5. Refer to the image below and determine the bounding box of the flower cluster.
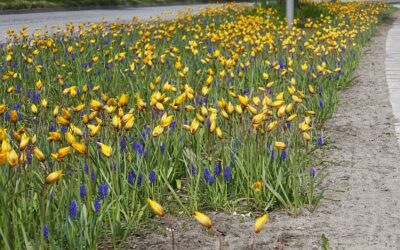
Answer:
[0,2,390,248]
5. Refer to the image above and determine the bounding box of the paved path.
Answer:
[0,4,222,42]
[386,4,400,145]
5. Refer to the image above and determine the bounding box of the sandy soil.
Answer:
[123,11,400,250]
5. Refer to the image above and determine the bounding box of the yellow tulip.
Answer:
[45,170,63,185]
[270,100,284,109]
[19,133,30,151]
[213,49,220,58]
[7,149,18,167]
[122,113,135,124]
[10,110,18,123]
[34,147,46,162]
[52,106,59,117]
[226,88,236,98]
[90,99,103,111]
[252,97,260,106]
[58,146,71,159]
[210,120,217,133]
[252,113,265,125]
[160,114,173,128]
[301,63,308,72]
[308,84,315,94]
[147,198,165,217]
[235,105,243,115]
[97,142,112,157]
[196,113,205,123]
[190,119,200,134]
[227,102,234,114]
[57,116,69,127]
[66,132,76,145]
[112,115,122,130]
[31,134,37,144]
[220,110,229,120]
[2,140,11,152]
[185,105,195,112]
[267,121,278,132]
[136,97,147,111]
[299,122,311,132]
[254,213,269,234]
[48,132,61,141]
[89,124,101,137]
[292,95,303,103]
[72,142,87,154]
[88,111,98,121]
[124,117,135,130]
[277,105,286,118]
[287,86,295,95]
[155,102,164,111]
[174,93,186,105]
[274,141,287,150]
[193,211,212,229]
[285,103,293,113]
[276,92,284,100]
[71,125,83,136]
[31,104,38,114]
[304,116,311,125]
[303,132,311,141]
[72,103,85,112]
[118,93,129,107]
[238,95,249,107]
[216,127,223,140]
[0,152,7,165]
[247,105,258,115]
[36,79,43,90]
[62,109,71,120]
[263,96,272,106]
[152,125,164,137]
[0,128,6,141]
[252,181,264,191]
[286,113,298,122]
[41,99,48,108]
[201,106,208,116]
[19,151,27,164]
[13,131,21,142]
[5,54,12,62]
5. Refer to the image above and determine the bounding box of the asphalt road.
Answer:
[0,4,221,42]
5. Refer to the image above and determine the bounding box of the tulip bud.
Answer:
[7,149,18,167]
[45,170,63,185]
[274,141,287,150]
[147,198,165,217]
[152,125,164,137]
[96,142,112,157]
[34,147,46,162]
[193,211,212,229]
[19,133,30,151]
[254,213,269,234]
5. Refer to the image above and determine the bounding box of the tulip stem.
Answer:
[40,183,47,248]
[251,232,256,250]
[162,216,175,250]
[212,227,223,250]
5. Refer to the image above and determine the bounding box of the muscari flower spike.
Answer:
[69,200,78,220]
